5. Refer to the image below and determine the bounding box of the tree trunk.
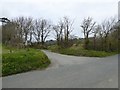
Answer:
[84,33,89,49]
[93,34,96,50]
[41,29,44,45]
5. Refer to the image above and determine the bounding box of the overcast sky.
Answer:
[1,0,119,39]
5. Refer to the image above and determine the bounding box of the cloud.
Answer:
[1,0,118,38]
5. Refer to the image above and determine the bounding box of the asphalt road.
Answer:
[2,50,118,88]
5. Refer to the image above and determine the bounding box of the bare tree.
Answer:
[92,25,100,50]
[28,20,34,44]
[81,17,96,49]
[53,17,73,47]
[53,19,64,46]
[53,25,61,45]
[63,17,73,47]
[2,21,17,45]
[14,17,25,44]
[98,26,104,51]
[33,19,41,44]
[23,17,33,45]
[101,17,116,51]
[15,17,23,38]
[40,19,51,45]
[58,20,64,46]
[14,17,33,45]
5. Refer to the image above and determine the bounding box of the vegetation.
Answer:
[1,16,119,53]
[0,15,119,76]
[0,44,2,76]
[49,16,119,56]
[53,17,74,48]
[2,47,50,76]
[81,17,96,49]
[80,17,119,52]
[48,44,117,57]
[2,17,51,48]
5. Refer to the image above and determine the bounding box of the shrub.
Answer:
[59,48,116,57]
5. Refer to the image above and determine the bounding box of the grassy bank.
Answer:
[0,44,2,76]
[48,45,117,57]
[2,47,51,76]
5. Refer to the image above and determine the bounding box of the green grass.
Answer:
[59,48,116,57]
[48,44,117,57]
[0,44,2,76]
[48,45,61,52]
[2,47,51,76]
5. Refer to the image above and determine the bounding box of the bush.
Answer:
[2,48,51,76]
[47,45,62,52]
[48,44,116,57]
[59,48,116,57]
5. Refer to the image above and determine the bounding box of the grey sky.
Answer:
[118,1,120,20]
[1,0,119,39]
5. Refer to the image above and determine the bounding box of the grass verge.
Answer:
[48,45,117,57]
[2,48,51,76]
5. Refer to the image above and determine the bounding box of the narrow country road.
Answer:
[2,50,118,88]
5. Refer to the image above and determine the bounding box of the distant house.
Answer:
[45,40,56,45]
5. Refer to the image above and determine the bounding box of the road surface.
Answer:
[2,50,118,88]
